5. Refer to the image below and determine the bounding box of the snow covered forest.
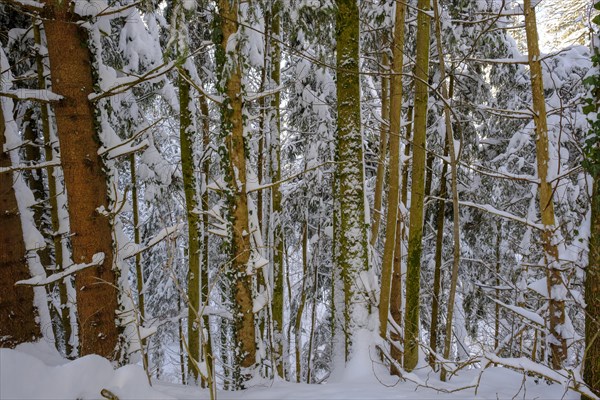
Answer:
[0,0,599,398]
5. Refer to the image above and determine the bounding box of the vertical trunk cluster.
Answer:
[42,0,120,359]
[378,0,407,352]
[171,0,212,384]
[0,84,41,348]
[403,0,431,372]
[334,0,370,361]
[523,0,567,369]
[32,22,72,357]
[216,0,256,386]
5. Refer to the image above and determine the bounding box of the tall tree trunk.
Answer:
[42,1,120,359]
[179,68,202,383]
[378,0,407,346]
[171,0,206,383]
[0,94,42,348]
[403,0,431,372]
[256,13,269,368]
[431,0,461,381]
[334,0,370,361]
[216,0,256,386]
[523,0,567,369]
[270,0,285,378]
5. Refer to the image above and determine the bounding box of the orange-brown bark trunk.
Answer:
[42,2,120,359]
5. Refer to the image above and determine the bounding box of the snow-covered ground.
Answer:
[0,341,579,400]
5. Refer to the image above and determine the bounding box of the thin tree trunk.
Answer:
[403,0,432,372]
[199,94,214,387]
[129,153,148,370]
[494,222,501,351]
[390,207,404,374]
[295,220,308,382]
[0,94,42,348]
[178,295,186,385]
[431,0,461,381]
[370,45,390,246]
[306,222,320,383]
[523,0,567,369]
[390,106,413,374]
[270,1,285,378]
[43,2,120,359]
[379,0,407,347]
[429,146,447,369]
[178,69,203,382]
[255,12,270,374]
[257,10,269,239]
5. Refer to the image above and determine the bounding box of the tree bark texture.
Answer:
[216,0,256,385]
[379,0,407,343]
[43,1,120,359]
[403,0,431,372]
[523,0,567,369]
[334,0,370,361]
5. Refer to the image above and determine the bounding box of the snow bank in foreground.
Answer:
[1,341,580,400]
[0,342,170,400]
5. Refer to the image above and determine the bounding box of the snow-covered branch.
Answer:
[89,61,175,102]
[0,89,62,103]
[122,223,185,260]
[0,160,61,174]
[431,197,546,230]
[483,353,599,400]
[15,253,105,287]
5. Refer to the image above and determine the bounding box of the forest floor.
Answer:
[0,341,580,400]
